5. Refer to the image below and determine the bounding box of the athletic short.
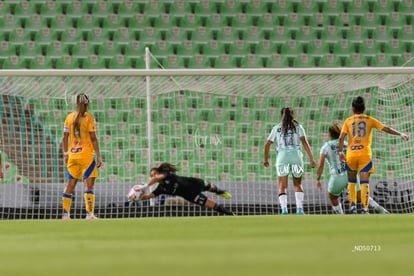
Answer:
[329,174,362,197]
[276,150,304,178]
[175,177,208,204]
[346,154,375,174]
[66,155,98,180]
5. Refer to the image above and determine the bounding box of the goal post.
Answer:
[0,67,414,219]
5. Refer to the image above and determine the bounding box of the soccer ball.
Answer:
[127,185,144,202]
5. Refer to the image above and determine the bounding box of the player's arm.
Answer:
[140,193,156,201]
[62,131,69,164]
[263,140,273,167]
[381,126,409,141]
[300,136,316,167]
[338,132,347,162]
[316,153,325,189]
[89,132,102,168]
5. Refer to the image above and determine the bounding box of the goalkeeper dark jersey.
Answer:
[152,170,209,202]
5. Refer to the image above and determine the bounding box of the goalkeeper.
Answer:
[316,123,390,214]
[131,162,234,215]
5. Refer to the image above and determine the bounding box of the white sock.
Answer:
[279,194,287,209]
[368,197,379,208]
[295,192,304,209]
[332,203,344,214]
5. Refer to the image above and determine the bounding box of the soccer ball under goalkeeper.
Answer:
[127,184,145,202]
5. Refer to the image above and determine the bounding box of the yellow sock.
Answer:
[84,191,95,215]
[348,182,357,207]
[62,193,72,215]
[360,183,370,210]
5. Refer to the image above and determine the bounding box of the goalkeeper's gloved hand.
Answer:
[400,133,409,141]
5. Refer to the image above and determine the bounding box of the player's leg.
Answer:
[62,178,77,219]
[62,160,80,220]
[292,176,305,214]
[359,160,374,214]
[83,158,99,220]
[204,181,232,199]
[194,193,233,215]
[278,176,289,215]
[328,175,347,214]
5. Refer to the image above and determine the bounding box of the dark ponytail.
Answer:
[281,107,298,135]
[73,94,89,132]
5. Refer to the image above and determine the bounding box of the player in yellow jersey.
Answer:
[338,96,409,214]
[62,94,102,220]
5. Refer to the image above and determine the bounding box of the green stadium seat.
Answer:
[60,27,83,46]
[81,55,107,69]
[18,41,44,58]
[245,0,274,15]
[117,0,139,18]
[40,1,63,18]
[162,55,186,69]
[34,29,57,48]
[97,40,121,59]
[49,14,73,32]
[151,40,176,58]
[153,13,177,31]
[124,41,146,59]
[187,54,213,69]
[29,55,53,69]
[77,13,100,30]
[71,40,97,58]
[46,41,70,59]
[102,13,125,32]
[65,0,90,19]
[8,27,33,47]
[214,54,241,68]
[205,13,229,32]
[112,27,137,46]
[23,13,47,32]
[219,0,243,15]
[2,55,28,69]
[168,0,192,17]
[203,40,230,57]
[0,41,17,59]
[213,26,239,43]
[91,0,114,18]
[229,40,252,57]
[12,1,40,19]
[108,54,133,69]
[0,14,22,32]
[164,26,188,45]
[241,54,266,68]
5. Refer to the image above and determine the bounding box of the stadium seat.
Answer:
[2,55,28,69]
[40,1,63,18]
[102,13,125,32]
[81,54,108,69]
[46,41,70,59]
[97,40,121,59]
[91,0,114,18]
[60,27,83,46]
[18,41,44,58]
[23,13,47,32]
[151,40,177,58]
[162,55,186,69]
[112,27,137,46]
[0,14,22,32]
[71,40,98,59]
[186,54,213,69]
[108,54,133,69]
[241,54,265,68]
[8,27,31,47]
[29,55,53,69]
[77,13,100,31]
[0,41,17,60]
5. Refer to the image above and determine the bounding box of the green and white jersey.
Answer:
[320,139,347,176]
[267,123,306,152]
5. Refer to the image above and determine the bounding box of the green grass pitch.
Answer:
[1,215,413,276]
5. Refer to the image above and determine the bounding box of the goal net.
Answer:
[1,66,413,219]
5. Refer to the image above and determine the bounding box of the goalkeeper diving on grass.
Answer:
[127,163,234,215]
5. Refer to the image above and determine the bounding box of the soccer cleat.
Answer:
[281,208,288,215]
[62,214,71,220]
[349,206,357,214]
[216,191,232,199]
[360,208,369,215]
[86,214,98,220]
[296,208,305,215]
[374,205,390,214]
